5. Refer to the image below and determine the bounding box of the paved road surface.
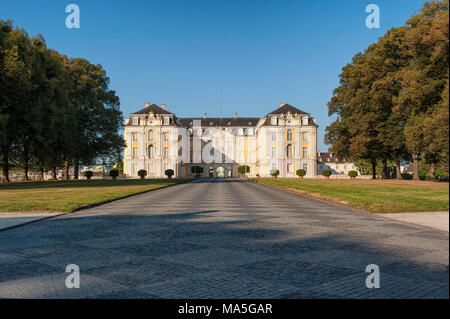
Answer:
[0,179,448,298]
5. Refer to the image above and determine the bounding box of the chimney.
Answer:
[161,104,166,110]
[318,152,321,157]
[204,112,207,119]
[234,112,237,119]
[280,102,286,107]
[144,102,150,107]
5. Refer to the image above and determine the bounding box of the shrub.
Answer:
[165,169,174,179]
[348,170,358,179]
[83,171,94,180]
[401,173,413,180]
[322,169,332,178]
[296,169,306,177]
[270,169,280,178]
[138,169,147,180]
[418,170,428,181]
[238,165,250,177]
[109,169,119,180]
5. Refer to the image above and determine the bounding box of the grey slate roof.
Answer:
[177,118,260,128]
[269,104,308,115]
[132,104,173,115]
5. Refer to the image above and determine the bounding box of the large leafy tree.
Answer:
[326,0,449,180]
[0,20,124,182]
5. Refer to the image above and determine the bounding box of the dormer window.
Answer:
[271,117,277,125]
[164,117,170,125]
[132,117,139,125]
[302,117,309,125]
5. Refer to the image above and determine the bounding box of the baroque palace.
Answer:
[123,102,318,178]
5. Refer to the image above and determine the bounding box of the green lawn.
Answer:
[252,178,449,213]
[0,179,191,212]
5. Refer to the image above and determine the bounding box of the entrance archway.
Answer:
[216,166,225,178]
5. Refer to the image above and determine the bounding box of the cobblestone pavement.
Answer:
[0,179,448,298]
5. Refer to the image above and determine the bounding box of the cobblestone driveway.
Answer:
[0,179,448,298]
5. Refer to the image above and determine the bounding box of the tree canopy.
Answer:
[325,0,449,180]
[0,20,124,182]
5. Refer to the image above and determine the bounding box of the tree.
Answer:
[84,171,93,180]
[0,20,124,182]
[296,169,306,178]
[325,1,449,180]
[138,169,147,180]
[348,170,358,179]
[109,169,119,180]
[270,169,279,178]
[322,170,332,178]
[238,165,250,178]
[165,169,174,179]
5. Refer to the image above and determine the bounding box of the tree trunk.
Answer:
[396,161,403,180]
[429,163,435,178]
[39,166,44,180]
[52,164,57,179]
[64,160,70,180]
[371,159,377,180]
[73,159,79,180]
[381,158,387,179]
[412,154,420,180]
[23,144,30,181]
[2,148,9,182]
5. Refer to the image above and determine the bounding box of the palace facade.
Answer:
[123,102,318,178]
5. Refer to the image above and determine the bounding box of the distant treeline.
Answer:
[325,0,449,180]
[0,20,123,182]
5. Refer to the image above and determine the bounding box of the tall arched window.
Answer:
[287,129,293,141]
[148,129,153,141]
[148,145,154,159]
[287,144,293,158]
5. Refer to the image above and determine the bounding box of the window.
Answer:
[271,117,277,125]
[302,132,307,142]
[287,129,293,141]
[148,162,154,174]
[248,128,254,136]
[132,147,138,159]
[164,163,168,171]
[132,164,137,174]
[303,163,308,172]
[271,132,276,142]
[272,163,276,170]
[238,128,244,136]
[132,132,138,142]
[302,147,308,158]
[132,117,139,125]
[287,163,293,173]
[148,130,153,141]
[164,117,170,125]
[163,132,169,142]
[163,147,169,159]
[271,147,277,159]
[287,144,293,158]
[148,145,154,158]
[239,152,244,162]
[302,117,309,125]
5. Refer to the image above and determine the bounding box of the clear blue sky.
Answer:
[1,0,425,151]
